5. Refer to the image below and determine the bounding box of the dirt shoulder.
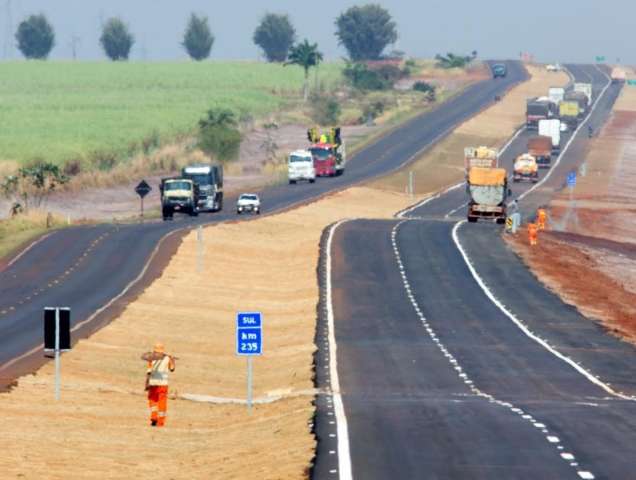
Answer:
[507,81,636,344]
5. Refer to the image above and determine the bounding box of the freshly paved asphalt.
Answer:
[0,61,526,379]
[315,65,636,479]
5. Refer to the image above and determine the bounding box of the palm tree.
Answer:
[285,39,323,101]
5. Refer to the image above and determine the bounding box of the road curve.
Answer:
[0,61,526,383]
[314,65,636,479]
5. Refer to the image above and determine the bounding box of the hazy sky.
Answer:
[0,0,630,63]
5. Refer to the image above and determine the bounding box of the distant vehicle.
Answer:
[526,98,553,128]
[491,63,507,78]
[527,136,553,169]
[548,87,565,104]
[513,154,539,183]
[160,178,199,220]
[288,150,316,184]
[181,164,223,212]
[573,83,593,104]
[559,101,580,128]
[308,127,346,177]
[611,67,626,84]
[466,167,509,223]
[546,64,561,72]
[236,193,261,215]
[538,119,562,152]
[564,91,589,117]
[464,146,499,173]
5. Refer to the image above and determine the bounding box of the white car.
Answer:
[236,193,260,215]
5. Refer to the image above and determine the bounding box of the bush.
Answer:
[413,81,435,93]
[310,93,342,125]
[197,108,242,162]
[359,100,386,124]
[343,62,392,91]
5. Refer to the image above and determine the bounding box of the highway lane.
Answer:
[0,61,527,379]
[314,64,636,478]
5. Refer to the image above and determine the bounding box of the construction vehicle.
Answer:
[611,68,626,84]
[491,63,507,78]
[513,154,539,183]
[565,90,589,116]
[573,83,593,104]
[466,167,509,224]
[527,136,553,168]
[538,119,561,152]
[526,98,554,128]
[288,150,316,184]
[160,177,200,220]
[307,127,346,177]
[181,164,223,212]
[464,147,498,172]
[559,101,580,128]
[548,87,565,104]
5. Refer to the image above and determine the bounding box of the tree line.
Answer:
[13,5,398,63]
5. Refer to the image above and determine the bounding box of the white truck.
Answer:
[574,83,593,104]
[538,119,561,152]
[548,87,565,104]
[288,150,316,184]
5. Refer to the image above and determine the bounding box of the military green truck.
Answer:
[159,177,200,220]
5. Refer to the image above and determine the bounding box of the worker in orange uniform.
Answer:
[527,222,538,246]
[144,343,176,427]
[537,208,547,230]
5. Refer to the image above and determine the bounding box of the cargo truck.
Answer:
[548,87,565,104]
[464,146,498,172]
[611,68,626,84]
[160,177,200,220]
[513,154,539,182]
[308,127,346,177]
[288,150,316,184]
[527,136,553,168]
[181,164,223,212]
[574,83,593,104]
[526,98,553,128]
[565,90,589,116]
[538,119,561,152]
[466,167,509,224]
[559,101,580,128]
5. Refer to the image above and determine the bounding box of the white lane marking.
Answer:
[396,182,464,219]
[391,220,592,477]
[451,220,636,402]
[325,220,354,480]
[517,65,612,202]
[4,232,54,270]
[444,202,468,219]
[578,471,595,479]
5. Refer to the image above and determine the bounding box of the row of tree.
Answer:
[14,5,398,62]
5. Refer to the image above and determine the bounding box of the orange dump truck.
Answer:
[466,167,509,224]
[527,136,552,169]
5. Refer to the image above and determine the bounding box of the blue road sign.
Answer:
[236,312,262,355]
[567,171,576,188]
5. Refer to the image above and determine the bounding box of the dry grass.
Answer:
[0,186,418,479]
[371,65,570,195]
[0,210,67,260]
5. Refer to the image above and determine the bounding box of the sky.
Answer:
[0,0,631,64]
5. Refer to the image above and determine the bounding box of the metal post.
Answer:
[140,197,144,221]
[197,226,203,273]
[55,308,60,401]
[247,356,253,413]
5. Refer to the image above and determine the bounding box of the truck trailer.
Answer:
[527,136,553,168]
[466,167,509,224]
[538,119,561,152]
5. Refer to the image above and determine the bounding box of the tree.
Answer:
[1,161,68,211]
[335,5,397,61]
[182,13,214,61]
[285,40,323,101]
[197,108,242,162]
[100,18,134,61]
[435,52,476,69]
[15,14,55,59]
[253,13,296,63]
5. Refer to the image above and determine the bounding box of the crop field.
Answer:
[0,61,344,167]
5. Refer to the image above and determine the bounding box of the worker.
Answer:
[320,134,328,144]
[145,343,176,427]
[527,222,538,246]
[537,208,547,230]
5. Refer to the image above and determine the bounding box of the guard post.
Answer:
[236,312,262,414]
[44,307,71,401]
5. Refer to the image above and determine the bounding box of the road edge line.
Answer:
[451,220,634,401]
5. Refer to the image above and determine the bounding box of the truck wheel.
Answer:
[289,180,297,185]
[467,217,478,223]
[309,179,315,183]
[190,208,199,217]
[496,218,506,225]
[162,208,173,221]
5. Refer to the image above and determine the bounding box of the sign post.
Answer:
[44,307,71,400]
[134,180,152,220]
[236,312,262,413]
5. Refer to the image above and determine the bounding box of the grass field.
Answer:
[0,61,344,167]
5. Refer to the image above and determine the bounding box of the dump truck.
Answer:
[574,83,593,104]
[307,127,346,177]
[611,68,626,84]
[464,146,498,172]
[181,164,223,212]
[491,63,507,78]
[565,90,589,116]
[526,98,552,128]
[559,101,580,128]
[513,154,539,182]
[466,167,509,224]
[527,136,553,168]
[538,119,561,152]
[548,87,565,104]
[160,177,200,220]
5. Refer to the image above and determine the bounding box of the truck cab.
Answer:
[513,154,539,183]
[181,164,223,212]
[160,178,199,220]
[492,64,507,78]
[288,150,316,184]
[307,127,345,177]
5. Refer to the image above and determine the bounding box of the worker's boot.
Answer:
[151,419,158,427]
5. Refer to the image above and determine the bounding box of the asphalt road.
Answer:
[0,61,526,381]
[315,65,636,479]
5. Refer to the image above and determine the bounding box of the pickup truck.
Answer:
[236,193,261,215]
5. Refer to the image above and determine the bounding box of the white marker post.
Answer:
[54,309,60,401]
[44,307,71,401]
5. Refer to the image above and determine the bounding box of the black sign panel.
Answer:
[135,180,152,198]
[44,308,71,351]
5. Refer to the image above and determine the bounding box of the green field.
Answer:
[0,61,343,167]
